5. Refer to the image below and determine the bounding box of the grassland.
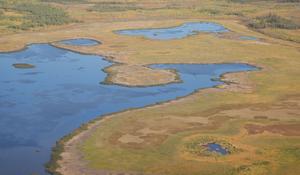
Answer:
[0,0,299,175]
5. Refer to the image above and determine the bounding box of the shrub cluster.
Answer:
[0,0,75,30]
[41,0,87,3]
[248,13,299,29]
[11,3,74,29]
[0,9,3,17]
[277,0,300,2]
[229,0,300,3]
[89,2,141,12]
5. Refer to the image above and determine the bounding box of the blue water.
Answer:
[59,38,101,46]
[240,36,257,41]
[0,43,256,175]
[116,22,229,40]
[206,143,228,155]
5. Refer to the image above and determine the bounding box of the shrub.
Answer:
[198,8,221,15]
[229,0,300,3]
[248,13,299,29]
[277,0,300,2]
[14,3,74,27]
[0,1,76,30]
[41,0,87,3]
[89,2,140,12]
[0,9,3,16]
[226,11,244,16]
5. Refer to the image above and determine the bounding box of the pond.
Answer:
[0,43,256,175]
[116,22,229,40]
[205,143,229,155]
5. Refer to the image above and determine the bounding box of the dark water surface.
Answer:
[0,42,256,175]
[116,22,229,40]
[206,143,229,155]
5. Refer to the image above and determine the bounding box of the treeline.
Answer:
[0,0,75,30]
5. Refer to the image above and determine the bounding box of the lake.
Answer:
[0,40,256,175]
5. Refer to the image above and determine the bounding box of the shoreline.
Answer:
[0,39,262,88]
[46,64,260,175]
[0,1,299,174]
[0,40,262,175]
[0,26,264,175]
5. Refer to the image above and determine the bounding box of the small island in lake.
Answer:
[12,63,35,69]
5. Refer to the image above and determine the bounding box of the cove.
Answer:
[116,22,229,40]
[0,43,256,175]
